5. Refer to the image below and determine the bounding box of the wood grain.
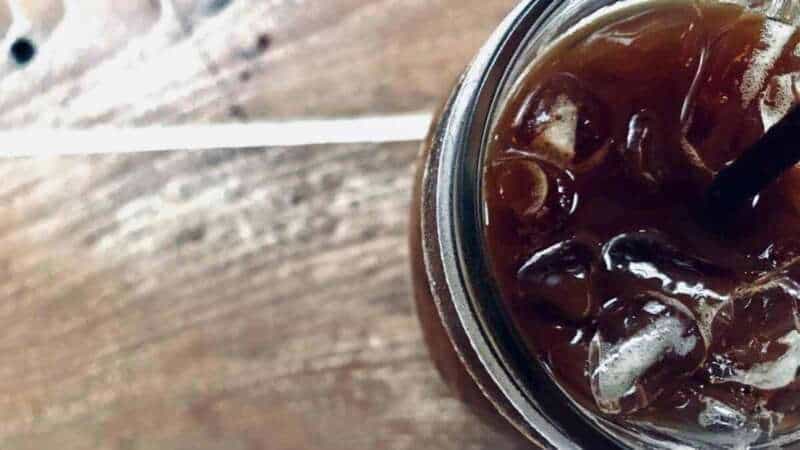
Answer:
[0,144,531,449]
[0,0,534,449]
[0,0,517,126]
[187,0,519,118]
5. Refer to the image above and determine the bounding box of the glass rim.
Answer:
[428,0,633,447]
[431,0,800,448]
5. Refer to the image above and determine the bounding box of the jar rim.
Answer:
[428,0,800,448]
[429,0,630,448]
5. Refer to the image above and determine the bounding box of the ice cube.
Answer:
[741,19,795,108]
[683,17,794,172]
[698,397,756,434]
[732,276,800,344]
[517,236,600,321]
[602,231,734,301]
[493,158,578,231]
[636,381,783,448]
[512,73,611,172]
[695,397,777,448]
[641,399,780,448]
[716,330,800,390]
[759,72,800,131]
[589,293,705,414]
[531,95,578,168]
[705,275,800,389]
[495,159,548,218]
[708,275,800,387]
[622,110,670,189]
[602,231,737,342]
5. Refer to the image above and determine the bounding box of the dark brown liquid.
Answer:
[484,0,800,444]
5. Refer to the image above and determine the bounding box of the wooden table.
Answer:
[0,1,536,448]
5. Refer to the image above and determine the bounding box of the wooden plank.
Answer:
[0,0,517,126]
[0,143,531,449]
[0,0,208,127]
[0,1,536,448]
[187,0,518,118]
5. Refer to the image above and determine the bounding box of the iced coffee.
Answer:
[484,0,800,445]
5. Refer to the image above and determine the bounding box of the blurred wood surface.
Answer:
[0,1,534,449]
[0,0,520,126]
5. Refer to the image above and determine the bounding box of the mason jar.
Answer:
[408,0,800,448]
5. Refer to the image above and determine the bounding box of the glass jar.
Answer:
[409,0,800,448]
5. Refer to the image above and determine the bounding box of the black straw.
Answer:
[704,105,800,226]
